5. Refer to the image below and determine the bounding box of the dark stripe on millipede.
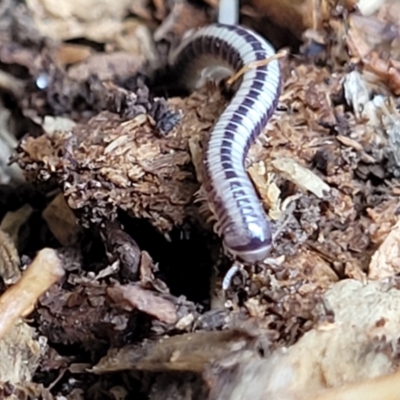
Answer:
[175,35,244,73]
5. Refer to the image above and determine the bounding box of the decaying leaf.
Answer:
[271,157,331,199]
[368,217,400,279]
[42,193,82,247]
[1,0,400,398]
[0,205,33,247]
[92,329,264,373]
[107,283,178,324]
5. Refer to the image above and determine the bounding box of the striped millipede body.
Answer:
[169,24,281,263]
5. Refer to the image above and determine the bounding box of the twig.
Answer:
[0,248,65,340]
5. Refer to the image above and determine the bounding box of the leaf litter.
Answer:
[0,0,400,399]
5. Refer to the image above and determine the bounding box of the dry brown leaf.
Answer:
[271,157,331,199]
[245,0,353,37]
[42,193,82,247]
[54,43,93,67]
[0,204,33,244]
[107,283,178,324]
[368,217,400,279]
[25,0,133,41]
[67,52,144,82]
[92,329,262,373]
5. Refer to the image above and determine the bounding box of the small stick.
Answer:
[0,248,65,340]
[226,50,288,87]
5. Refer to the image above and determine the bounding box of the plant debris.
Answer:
[1,0,400,399]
